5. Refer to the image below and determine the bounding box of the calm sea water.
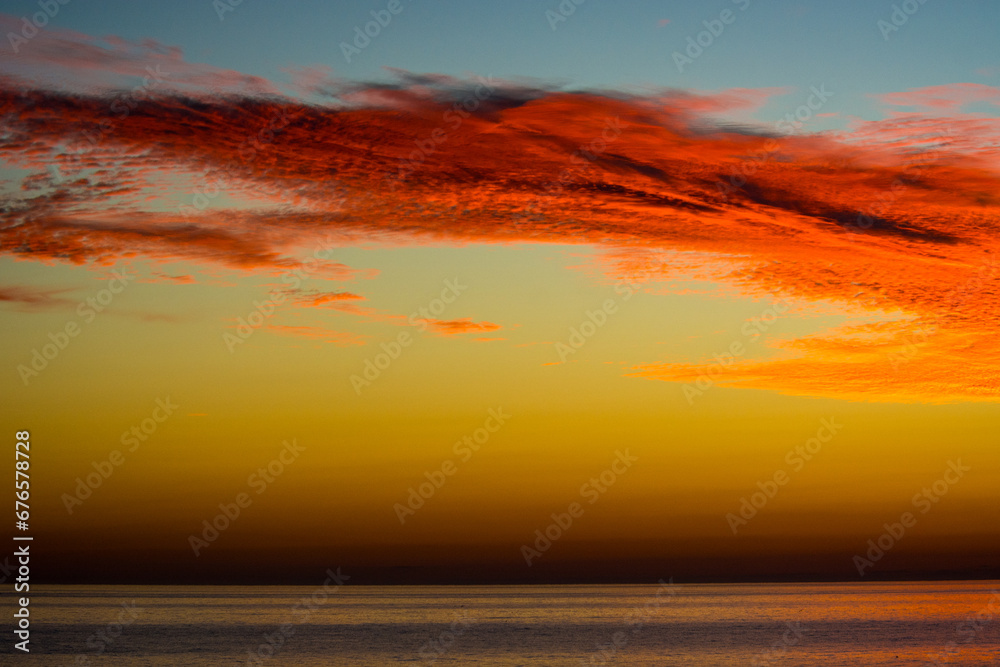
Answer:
[4,581,999,665]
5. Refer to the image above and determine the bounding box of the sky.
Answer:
[1,0,999,583]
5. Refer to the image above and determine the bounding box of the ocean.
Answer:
[4,580,999,665]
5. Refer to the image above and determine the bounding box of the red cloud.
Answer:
[2,48,999,401]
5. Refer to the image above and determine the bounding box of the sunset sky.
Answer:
[2,0,999,583]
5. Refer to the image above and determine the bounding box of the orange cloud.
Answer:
[267,324,366,346]
[150,272,196,284]
[423,318,502,336]
[298,291,364,307]
[2,39,999,402]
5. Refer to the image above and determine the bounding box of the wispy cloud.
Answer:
[0,284,77,310]
[267,324,366,346]
[297,291,365,307]
[424,318,502,336]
